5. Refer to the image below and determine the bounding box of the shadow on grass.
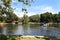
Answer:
[0,34,7,40]
[0,34,22,40]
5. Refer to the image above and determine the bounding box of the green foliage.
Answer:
[40,12,60,23]
[22,13,29,24]
[0,35,7,40]
[29,14,40,22]
[0,0,34,23]
[18,0,33,6]
[0,35,46,40]
[22,12,60,24]
[40,12,52,23]
[0,0,18,23]
[52,13,60,23]
[1,0,12,7]
[0,0,60,23]
[18,18,23,22]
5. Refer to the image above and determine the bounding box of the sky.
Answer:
[11,0,60,17]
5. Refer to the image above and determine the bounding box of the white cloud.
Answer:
[12,0,17,2]
[14,12,23,17]
[27,12,38,16]
[14,11,38,17]
[40,6,54,12]
[14,5,57,17]
[32,5,55,13]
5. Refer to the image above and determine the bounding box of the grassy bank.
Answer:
[28,22,40,24]
[0,34,47,40]
[0,22,40,25]
[0,34,60,40]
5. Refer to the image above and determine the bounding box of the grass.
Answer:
[7,37,46,40]
[28,22,40,24]
[0,35,46,40]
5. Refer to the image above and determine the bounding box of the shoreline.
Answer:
[0,34,60,40]
[0,34,60,38]
[0,22,60,24]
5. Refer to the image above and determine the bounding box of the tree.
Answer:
[22,13,29,24]
[29,14,40,22]
[40,12,53,23]
[18,17,23,22]
[18,0,34,5]
[58,12,60,22]
[0,0,18,23]
[52,14,59,23]
[0,0,33,23]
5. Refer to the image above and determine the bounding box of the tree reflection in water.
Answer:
[6,24,18,35]
[23,24,29,35]
[41,23,52,36]
[0,27,3,34]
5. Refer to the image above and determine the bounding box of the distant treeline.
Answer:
[40,12,60,23]
[0,12,60,24]
[18,12,60,24]
[0,0,60,24]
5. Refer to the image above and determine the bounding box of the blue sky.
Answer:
[11,0,60,17]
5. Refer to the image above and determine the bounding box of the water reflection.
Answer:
[41,23,60,36]
[29,24,40,35]
[0,27,3,34]
[14,24,24,35]
[0,24,60,36]
[23,24,30,35]
[3,24,18,35]
[41,26,52,36]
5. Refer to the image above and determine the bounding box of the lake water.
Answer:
[0,24,60,36]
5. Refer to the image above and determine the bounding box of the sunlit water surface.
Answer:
[0,24,60,36]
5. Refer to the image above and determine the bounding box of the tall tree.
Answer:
[22,13,29,24]
[29,14,40,22]
[0,0,34,23]
[40,12,52,23]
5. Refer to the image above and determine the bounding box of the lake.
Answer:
[0,24,60,36]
